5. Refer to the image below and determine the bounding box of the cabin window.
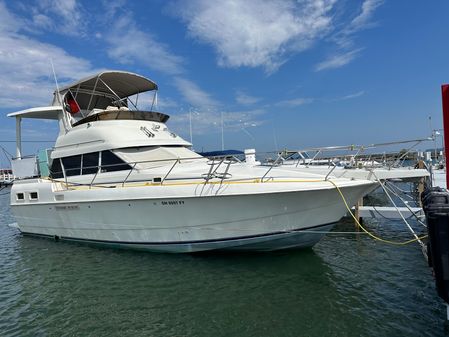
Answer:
[62,155,82,176]
[50,159,64,179]
[29,192,38,200]
[16,193,24,201]
[81,152,99,175]
[101,151,131,172]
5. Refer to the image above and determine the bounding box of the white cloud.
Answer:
[314,49,362,72]
[333,0,384,49]
[337,90,365,100]
[102,10,184,76]
[0,2,22,32]
[30,0,87,36]
[0,1,268,138]
[172,0,337,73]
[350,0,384,32]
[0,1,95,108]
[316,0,384,70]
[98,2,267,132]
[235,91,261,105]
[173,78,219,108]
[31,13,53,30]
[275,98,314,107]
[101,0,127,20]
[169,108,265,135]
[157,97,180,110]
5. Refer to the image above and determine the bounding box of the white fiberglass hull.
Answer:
[10,179,374,252]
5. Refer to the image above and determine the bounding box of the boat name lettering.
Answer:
[161,200,185,206]
[55,205,80,210]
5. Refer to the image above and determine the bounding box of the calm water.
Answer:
[0,188,446,337]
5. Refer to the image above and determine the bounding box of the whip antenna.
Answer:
[50,59,62,104]
[50,59,69,131]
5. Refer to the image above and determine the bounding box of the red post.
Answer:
[442,85,449,189]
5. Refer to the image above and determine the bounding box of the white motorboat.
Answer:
[7,71,376,252]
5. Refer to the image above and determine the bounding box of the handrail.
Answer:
[122,162,137,187]
[280,139,429,170]
[210,157,226,176]
[282,136,432,155]
[261,154,282,182]
[306,149,322,168]
[202,159,216,183]
[325,164,337,181]
[218,159,234,182]
[161,159,180,184]
[89,169,100,189]
[48,153,246,189]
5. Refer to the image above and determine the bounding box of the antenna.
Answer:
[189,108,193,145]
[189,108,193,144]
[273,124,279,152]
[50,59,69,131]
[50,59,62,104]
[428,115,433,138]
[241,126,255,141]
[221,111,224,151]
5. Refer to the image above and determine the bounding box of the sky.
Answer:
[0,0,448,162]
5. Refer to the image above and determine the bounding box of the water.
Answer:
[0,189,445,337]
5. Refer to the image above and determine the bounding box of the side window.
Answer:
[62,155,82,176]
[82,152,99,175]
[50,158,63,179]
[101,151,130,172]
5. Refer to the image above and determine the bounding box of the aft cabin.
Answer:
[7,71,198,180]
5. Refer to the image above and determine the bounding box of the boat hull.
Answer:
[10,181,373,252]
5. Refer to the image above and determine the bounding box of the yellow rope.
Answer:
[327,179,428,246]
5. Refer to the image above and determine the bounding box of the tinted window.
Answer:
[101,151,130,172]
[62,155,82,176]
[82,152,99,175]
[50,158,63,179]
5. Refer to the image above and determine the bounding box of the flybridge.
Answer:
[55,71,159,111]
[7,71,166,159]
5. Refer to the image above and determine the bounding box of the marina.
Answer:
[1,1,449,335]
[1,72,449,333]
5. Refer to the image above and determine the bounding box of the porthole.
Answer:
[30,192,38,200]
[16,193,24,201]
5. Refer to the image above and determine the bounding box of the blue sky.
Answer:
[0,0,448,161]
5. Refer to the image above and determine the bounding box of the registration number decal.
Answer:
[161,200,185,206]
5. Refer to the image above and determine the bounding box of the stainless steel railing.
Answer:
[50,154,248,190]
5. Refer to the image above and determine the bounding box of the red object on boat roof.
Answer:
[442,84,449,189]
[67,96,80,114]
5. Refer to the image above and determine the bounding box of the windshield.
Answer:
[72,109,169,127]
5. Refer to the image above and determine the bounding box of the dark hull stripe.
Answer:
[20,221,337,246]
